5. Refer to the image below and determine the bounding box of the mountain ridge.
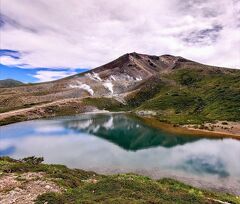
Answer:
[62,52,238,83]
[0,79,24,88]
[73,52,237,77]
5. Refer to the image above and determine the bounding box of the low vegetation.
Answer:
[131,69,240,124]
[126,76,165,107]
[82,97,128,111]
[0,157,239,204]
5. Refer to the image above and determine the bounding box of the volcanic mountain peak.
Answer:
[95,52,195,74]
[87,52,184,80]
[63,53,198,100]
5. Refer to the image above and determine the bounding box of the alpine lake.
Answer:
[1,113,240,194]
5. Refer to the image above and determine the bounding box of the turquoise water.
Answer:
[0,113,240,191]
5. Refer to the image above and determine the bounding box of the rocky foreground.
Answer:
[0,157,239,204]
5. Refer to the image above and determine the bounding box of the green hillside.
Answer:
[127,68,240,124]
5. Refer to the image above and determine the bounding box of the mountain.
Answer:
[0,52,239,125]
[0,79,24,88]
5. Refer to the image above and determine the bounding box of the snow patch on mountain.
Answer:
[109,74,137,81]
[85,73,94,81]
[85,72,102,81]
[126,75,134,81]
[92,72,102,81]
[135,77,142,81]
[103,81,114,94]
[69,82,94,96]
[110,75,116,81]
[107,74,143,83]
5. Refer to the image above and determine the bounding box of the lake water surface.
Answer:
[1,113,240,194]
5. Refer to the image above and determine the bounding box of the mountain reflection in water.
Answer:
[63,114,200,150]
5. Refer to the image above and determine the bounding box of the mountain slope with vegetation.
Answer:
[128,68,240,124]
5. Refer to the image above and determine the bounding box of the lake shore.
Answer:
[1,104,240,140]
[139,116,240,140]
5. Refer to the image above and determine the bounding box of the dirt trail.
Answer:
[0,98,77,119]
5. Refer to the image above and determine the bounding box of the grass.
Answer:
[82,97,128,111]
[126,76,165,108]
[0,157,239,204]
[132,68,240,124]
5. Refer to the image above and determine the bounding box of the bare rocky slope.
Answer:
[0,52,239,127]
[0,53,188,111]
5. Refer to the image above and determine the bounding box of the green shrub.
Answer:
[22,156,44,165]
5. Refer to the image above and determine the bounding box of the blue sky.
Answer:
[0,64,36,83]
[0,49,89,83]
[0,0,239,83]
[0,63,89,83]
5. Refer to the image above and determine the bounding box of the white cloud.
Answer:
[33,70,77,82]
[0,56,20,66]
[0,0,239,69]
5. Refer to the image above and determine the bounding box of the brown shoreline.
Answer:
[140,116,240,140]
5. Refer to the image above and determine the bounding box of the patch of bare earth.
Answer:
[206,121,240,135]
[184,121,240,138]
[0,172,61,204]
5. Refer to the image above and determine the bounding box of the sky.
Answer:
[0,0,240,83]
